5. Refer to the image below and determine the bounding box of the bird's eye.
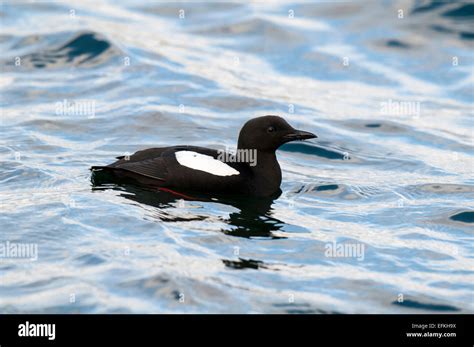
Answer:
[267,126,275,133]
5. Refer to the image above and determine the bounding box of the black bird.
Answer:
[91,115,317,197]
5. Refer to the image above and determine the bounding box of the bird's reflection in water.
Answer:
[220,192,285,239]
[91,174,285,239]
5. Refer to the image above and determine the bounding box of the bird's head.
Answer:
[237,115,317,152]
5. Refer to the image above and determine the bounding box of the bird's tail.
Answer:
[90,165,107,171]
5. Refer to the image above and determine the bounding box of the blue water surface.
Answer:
[0,1,473,313]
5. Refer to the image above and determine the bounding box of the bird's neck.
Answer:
[246,150,282,196]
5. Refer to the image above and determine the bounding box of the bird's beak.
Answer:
[283,129,317,142]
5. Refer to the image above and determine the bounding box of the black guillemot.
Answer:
[91,115,317,197]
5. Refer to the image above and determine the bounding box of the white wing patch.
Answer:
[175,151,240,177]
